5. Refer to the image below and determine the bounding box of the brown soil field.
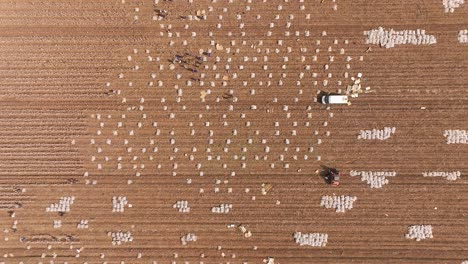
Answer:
[0,0,466,263]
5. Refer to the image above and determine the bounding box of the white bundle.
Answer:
[364,27,436,48]
[351,171,396,188]
[46,196,75,213]
[320,195,357,213]
[443,0,465,12]
[112,196,128,212]
[77,219,89,229]
[181,233,198,245]
[109,231,133,245]
[53,220,62,228]
[444,130,468,144]
[422,171,461,181]
[459,29,468,43]
[358,127,396,140]
[293,232,328,247]
[173,200,190,213]
[406,225,433,241]
[211,203,232,214]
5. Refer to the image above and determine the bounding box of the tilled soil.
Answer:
[0,0,466,263]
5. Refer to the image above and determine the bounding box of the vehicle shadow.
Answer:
[317,91,328,104]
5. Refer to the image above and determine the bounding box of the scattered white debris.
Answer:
[320,195,357,213]
[444,130,468,144]
[350,171,396,188]
[211,203,232,214]
[180,233,198,245]
[293,232,328,247]
[364,27,437,48]
[346,74,370,98]
[264,257,275,264]
[422,171,461,181]
[46,196,75,213]
[461,260,468,264]
[443,0,465,12]
[458,30,468,43]
[173,200,190,213]
[261,183,272,195]
[405,225,433,241]
[77,220,89,229]
[358,127,396,140]
[112,196,129,212]
[109,231,133,245]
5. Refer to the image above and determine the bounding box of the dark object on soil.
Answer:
[320,166,340,186]
[222,93,233,100]
[155,9,168,18]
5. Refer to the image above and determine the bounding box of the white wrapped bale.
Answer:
[173,200,190,213]
[112,196,129,212]
[211,203,232,214]
[422,171,461,181]
[444,130,468,144]
[443,0,465,12]
[180,233,198,245]
[77,219,89,229]
[459,29,468,43]
[293,232,328,247]
[364,27,436,48]
[320,195,357,213]
[350,171,396,188]
[406,225,433,241]
[46,196,75,213]
[109,231,133,245]
[358,127,396,140]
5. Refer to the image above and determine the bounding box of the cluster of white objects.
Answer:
[461,261,468,264]
[364,27,437,48]
[46,196,75,212]
[211,204,232,214]
[422,171,461,181]
[112,196,130,212]
[350,171,396,188]
[459,30,468,43]
[405,225,433,241]
[109,231,133,245]
[173,200,190,213]
[358,127,396,140]
[444,130,468,144]
[92,16,360,177]
[53,220,62,228]
[346,73,369,98]
[443,0,465,12]
[293,232,328,247]
[320,195,357,213]
[77,220,89,229]
[180,233,198,245]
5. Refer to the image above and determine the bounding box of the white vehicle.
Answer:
[321,94,349,104]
